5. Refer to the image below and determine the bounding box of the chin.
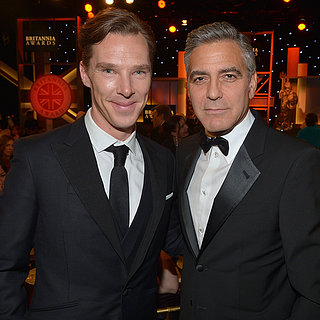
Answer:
[114,120,136,131]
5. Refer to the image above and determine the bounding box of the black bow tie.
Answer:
[200,133,229,156]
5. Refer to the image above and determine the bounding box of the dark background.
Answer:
[0,0,319,123]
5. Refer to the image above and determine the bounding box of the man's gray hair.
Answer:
[184,21,256,79]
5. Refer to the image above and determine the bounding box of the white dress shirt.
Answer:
[187,110,255,247]
[84,108,144,226]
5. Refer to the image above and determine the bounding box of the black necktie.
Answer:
[200,133,229,156]
[106,145,129,237]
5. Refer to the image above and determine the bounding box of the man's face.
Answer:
[4,139,13,158]
[80,33,152,140]
[187,40,257,136]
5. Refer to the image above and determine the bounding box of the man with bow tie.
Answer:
[177,21,320,320]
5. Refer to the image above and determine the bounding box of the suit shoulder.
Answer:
[138,133,174,159]
[138,134,175,177]
[14,120,80,151]
[178,133,200,154]
[267,126,317,154]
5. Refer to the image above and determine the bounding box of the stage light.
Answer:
[169,25,177,33]
[126,0,134,3]
[282,0,291,2]
[181,19,187,26]
[298,22,306,30]
[84,3,93,12]
[297,18,307,31]
[105,0,114,4]
[158,0,166,8]
[88,12,94,18]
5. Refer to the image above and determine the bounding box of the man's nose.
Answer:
[117,73,135,98]
[206,78,222,101]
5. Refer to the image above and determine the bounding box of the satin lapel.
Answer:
[179,134,201,258]
[200,144,261,253]
[52,119,125,264]
[127,135,166,279]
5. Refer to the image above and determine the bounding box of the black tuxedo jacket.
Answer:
[177,111,320,320]
[0,118,181,320]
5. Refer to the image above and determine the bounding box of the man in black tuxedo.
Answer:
[177,21,320,319]
[0,8,181,320]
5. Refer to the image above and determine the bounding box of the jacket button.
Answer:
[196,264,204,272]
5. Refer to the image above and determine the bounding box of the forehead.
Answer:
[90,32,151,66]
[189,40,246,72]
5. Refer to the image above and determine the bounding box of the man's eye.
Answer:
[104,69,113,74]
[193,76,204,82]
[135,70,146,76]
[225,74,236,80]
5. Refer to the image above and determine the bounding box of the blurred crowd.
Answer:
[0,110,44,192]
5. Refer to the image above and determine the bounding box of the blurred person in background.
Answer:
[150,104,173,143]
[0,134,13,174]
[10,125,21,141]
[161,115,189,154]
[296,112,320,148]
[0,134,14,191]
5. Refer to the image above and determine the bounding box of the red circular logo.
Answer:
[30,75,72,119]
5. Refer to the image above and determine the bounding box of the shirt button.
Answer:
[214,152,219,158]
[199,228,204,234]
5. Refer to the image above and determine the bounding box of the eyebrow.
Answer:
[189,66,243,79]
[95,62,151,72]
[189,70,209,79]
[220,67,243,77]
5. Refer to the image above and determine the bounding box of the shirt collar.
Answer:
[222,110,255,163]
[84,107,138,155]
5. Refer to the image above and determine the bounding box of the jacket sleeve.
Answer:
[0,139,37,319]
[163,150,184,257]
[279,147,320,319]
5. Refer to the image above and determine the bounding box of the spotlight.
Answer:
[84,3,93,12]
[298,18,307,31]
[126,0,134,3]
[105,0,114,4]
[169,25,177,33]
[158,0,166,8]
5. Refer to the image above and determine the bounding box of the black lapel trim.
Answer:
[200,144,260,253]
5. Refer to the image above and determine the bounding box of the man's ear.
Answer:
[79,61,91,88]
[249,72,257,100]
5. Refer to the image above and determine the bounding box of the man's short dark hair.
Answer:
[306,113,318,127]
[78,7,156,69]
[184,21,256,80]
[151,104,172,121]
